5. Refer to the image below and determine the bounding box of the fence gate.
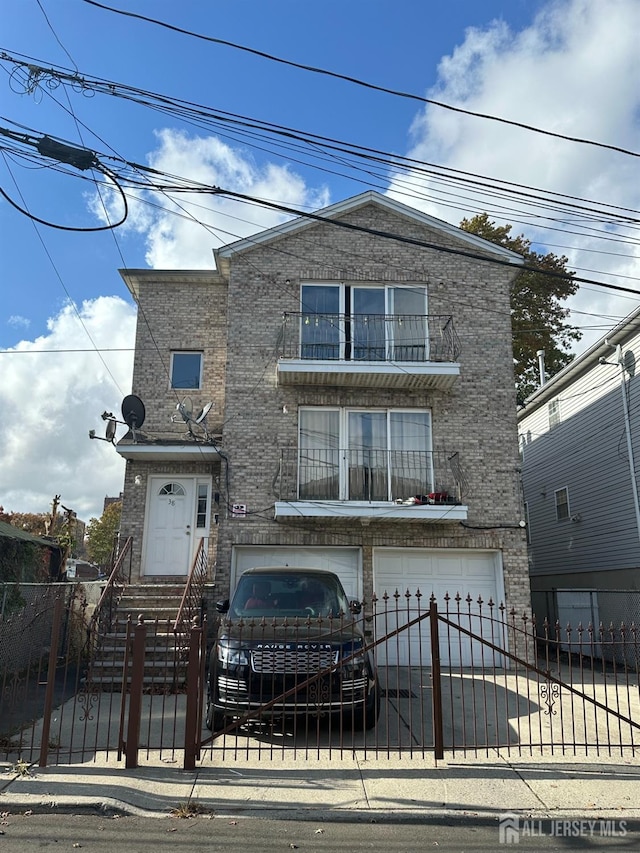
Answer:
[196,592,640,764]
[1,586,639,768]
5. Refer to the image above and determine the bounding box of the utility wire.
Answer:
[80,0,640,160]
[5,121,639,302]
[2,54,639,233]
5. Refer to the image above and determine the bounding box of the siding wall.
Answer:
[520,330,640,585]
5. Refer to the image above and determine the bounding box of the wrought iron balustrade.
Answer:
[279,312,460,363]
[275,447,465,503]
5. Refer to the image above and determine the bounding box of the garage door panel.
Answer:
[373,548,502,667]
[232,546,361,600]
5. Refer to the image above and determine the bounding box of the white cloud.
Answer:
[0,297,136,522]
[95,129,331,270]
[387,0,640,351]
[7,315,30,329]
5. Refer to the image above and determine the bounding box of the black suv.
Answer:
[206,567,379,732]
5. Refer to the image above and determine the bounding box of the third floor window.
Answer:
[300,283,428,361]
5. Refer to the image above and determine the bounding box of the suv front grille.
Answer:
[251,645,339,674]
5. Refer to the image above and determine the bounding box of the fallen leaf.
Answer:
[166,827,177,832]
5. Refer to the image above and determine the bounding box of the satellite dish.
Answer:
[121,395,146,430]
[105,418,117,442]
[176,396,193,423]
[195,401,213,423]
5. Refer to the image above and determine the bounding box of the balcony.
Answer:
[274,448,468,522]
[277,313,460,390]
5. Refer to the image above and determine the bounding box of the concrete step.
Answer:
[87,581,193,691]
[86,674,188,689]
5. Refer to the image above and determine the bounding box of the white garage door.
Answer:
[373,548,504,666]
[232,546,361,601]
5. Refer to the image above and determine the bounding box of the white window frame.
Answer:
[300,282,428,361]
[298,406,433,501]
[548,399,561,429]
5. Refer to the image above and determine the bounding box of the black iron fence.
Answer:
[1,589,638,768]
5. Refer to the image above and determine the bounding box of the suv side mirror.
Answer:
[349,599,362,615]
[216,599,230,614]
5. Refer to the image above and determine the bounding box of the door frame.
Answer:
[141,474,212,577]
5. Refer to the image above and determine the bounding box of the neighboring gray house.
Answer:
[116,191,530,664]
[518,305,640,622]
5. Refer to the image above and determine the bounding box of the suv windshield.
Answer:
[230,572,351,619]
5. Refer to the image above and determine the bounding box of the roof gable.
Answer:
[519,302,640,416]
[214,190,524,265]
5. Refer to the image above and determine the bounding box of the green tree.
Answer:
[459,213,581,401]
[86,501,121,567]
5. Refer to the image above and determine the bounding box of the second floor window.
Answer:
[170,351,202,389]
[555,487,570,521]
[300,283,427,361]
[548,399,561,429]
[299,407,432,501]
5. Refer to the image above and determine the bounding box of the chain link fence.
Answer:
[0,583,64,672]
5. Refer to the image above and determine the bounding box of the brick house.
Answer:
[116,191,530,662]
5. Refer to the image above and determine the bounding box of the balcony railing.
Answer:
[275,448,466,504]
[279,313,460,363]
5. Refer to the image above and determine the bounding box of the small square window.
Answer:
[171,352,202,389]
[555,487,570,521]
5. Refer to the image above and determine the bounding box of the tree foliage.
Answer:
[459,213,581,401]
[86,501,121,567]
[0,508,50,536]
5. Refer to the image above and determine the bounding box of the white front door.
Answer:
[142,477,205,577]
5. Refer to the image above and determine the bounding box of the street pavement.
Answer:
[1,750,639,829]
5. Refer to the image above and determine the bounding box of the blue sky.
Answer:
[1,0,639,521]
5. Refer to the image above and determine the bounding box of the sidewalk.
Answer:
[2,752,640,823]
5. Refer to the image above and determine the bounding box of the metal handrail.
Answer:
[280,312,460,362]
[88,536,132,652]
[173,537,208,636]
[276,448,465,503]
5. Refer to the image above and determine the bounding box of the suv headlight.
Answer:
[217,640,249,668]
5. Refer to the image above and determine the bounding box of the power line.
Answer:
[80,0,640,160]
[3,53,639,232]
